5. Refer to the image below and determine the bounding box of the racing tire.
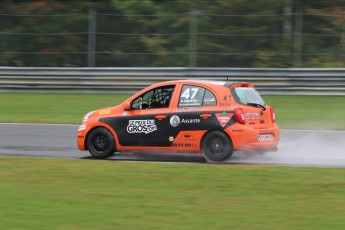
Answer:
[87,127,115,159]
[202,131,233,162]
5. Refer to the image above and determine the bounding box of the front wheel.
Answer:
[87,127,115,159]
[202,131,233,162]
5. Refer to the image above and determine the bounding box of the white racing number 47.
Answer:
[181,87,199,99]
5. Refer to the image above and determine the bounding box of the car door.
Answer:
[166,84,231,146]
[110,85,176,147]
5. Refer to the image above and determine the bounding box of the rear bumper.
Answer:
[227,123,280,151]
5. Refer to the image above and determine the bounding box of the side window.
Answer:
[131,85,175,110]
[178,85,216,107]
[203,90,217,106]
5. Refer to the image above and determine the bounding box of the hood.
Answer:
[92,104,124,118]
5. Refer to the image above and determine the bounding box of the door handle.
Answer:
[200,113,212,119]
[155,115,167,120]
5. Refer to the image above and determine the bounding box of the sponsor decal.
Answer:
[127,120,157,134]
[171,116,200,127]
[258,134,274,141]
[181,118,200,124]
[179,99,200,106]
[170,115,181,127]
[99,109,111,115]
[232,129,243,133]
[177,107,200,111]
[181,133,197,141]
[216,112,233,127]
[169,136,174,142]
[204,98,215,102]
[172,143,196,148]
[245,112,260,120]
[203,97,216,106]
[78,124,86,131]
[220,94,232,106]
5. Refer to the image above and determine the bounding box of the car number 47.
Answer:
[181,87,199,99]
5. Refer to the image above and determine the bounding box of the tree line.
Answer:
[0,0,343,67]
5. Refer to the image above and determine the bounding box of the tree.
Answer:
[0,0,343,67]
[0,1,89,66]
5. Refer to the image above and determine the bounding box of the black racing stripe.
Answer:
[99,111,235,147]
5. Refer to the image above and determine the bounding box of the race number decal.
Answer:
[179,86,205,106]
[181,87,198,100]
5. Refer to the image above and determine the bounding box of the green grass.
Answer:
[0,157,344,230]
[0,93,128,124]
[264,96,345,130]
[0,93,344,129]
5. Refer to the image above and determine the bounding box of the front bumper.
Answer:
[77,124,87,151]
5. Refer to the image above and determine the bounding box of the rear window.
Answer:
[232,87,266,106]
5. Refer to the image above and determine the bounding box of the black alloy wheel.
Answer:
[202,131,233,162]
[87,127,115,159]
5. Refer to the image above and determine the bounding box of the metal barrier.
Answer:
[0,67,344,95]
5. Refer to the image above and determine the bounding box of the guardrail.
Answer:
[0,67,344,95]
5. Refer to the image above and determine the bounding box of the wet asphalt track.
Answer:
[0,123,344,167]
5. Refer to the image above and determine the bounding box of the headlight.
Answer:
[78,124,86,131]
[82,111,94,122]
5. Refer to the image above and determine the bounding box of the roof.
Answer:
[148,80,254,90]
[167,79,245,87]
[174,79,226,85]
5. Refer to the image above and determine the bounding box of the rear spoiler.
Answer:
[225,82,255,88]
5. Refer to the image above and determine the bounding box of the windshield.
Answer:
[232,87,266,107]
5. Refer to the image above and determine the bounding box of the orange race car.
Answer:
[77,80,279,162]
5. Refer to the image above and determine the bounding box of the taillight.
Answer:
[234,108,245,124]
[270,107,276,123]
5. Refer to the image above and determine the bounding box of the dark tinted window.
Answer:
[203,90,217,106]
[131,85,175,110]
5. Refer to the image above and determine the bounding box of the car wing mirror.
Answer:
[124,101,131,111]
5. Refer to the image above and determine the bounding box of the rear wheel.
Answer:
[202,131,233,162]
[87,127,115,159]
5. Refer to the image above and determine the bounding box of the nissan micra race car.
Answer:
[77,80,279,162]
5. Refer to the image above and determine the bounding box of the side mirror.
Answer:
[124,101,131,111]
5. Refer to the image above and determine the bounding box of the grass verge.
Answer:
[0,156,344,230]
[265,95,345,130]
[0,93,344,129]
